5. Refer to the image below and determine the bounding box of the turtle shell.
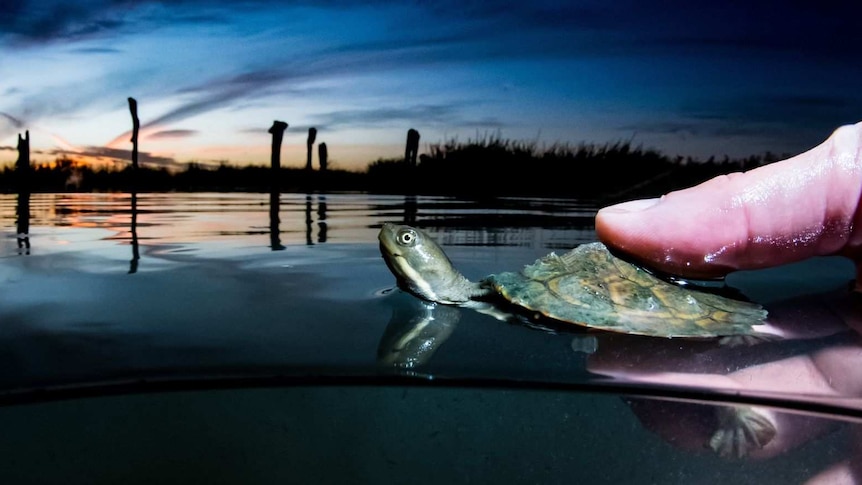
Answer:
[484,242,767,338]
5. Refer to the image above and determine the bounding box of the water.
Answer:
[0,192,858,483]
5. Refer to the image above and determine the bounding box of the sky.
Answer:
[1,1,861,172]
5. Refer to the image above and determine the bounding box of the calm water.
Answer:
[0,192,858,484]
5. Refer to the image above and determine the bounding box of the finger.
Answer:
[595,122,862,279]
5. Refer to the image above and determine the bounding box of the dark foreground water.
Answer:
[0,192,859,484]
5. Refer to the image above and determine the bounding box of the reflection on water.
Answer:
[0,191,859,474]
[15,191,29,255]
[129,191,139,273]
[0,192,600,253]
[374,277,862,462]
[269,191,284,251]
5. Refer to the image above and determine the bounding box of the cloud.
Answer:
[620,90,862,158]
[310,104,505,131]
[313,105,457,127]
[0,0,233,44]
[0,112,27,142]
[619,120,765,140]
[47,146,180,168]
[72,46,123,54]
[86,2,858,142]
[680,93,862,132]
[0,112,24,129]
[148,129,198,139]
[107,70,290,146]
[0,1,124,42]
[6,0,861,166]
[4,1,861,61]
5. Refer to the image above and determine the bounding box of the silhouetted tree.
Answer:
[306,127,317,171]
[318,142,328,171]
[405,128,420,166]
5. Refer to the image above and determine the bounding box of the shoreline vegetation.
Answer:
[1,135,784,203]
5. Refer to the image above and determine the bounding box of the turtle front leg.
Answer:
[708,405,777,459]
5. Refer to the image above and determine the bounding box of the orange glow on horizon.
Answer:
[2,130,406,172]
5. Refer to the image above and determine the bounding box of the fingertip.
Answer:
[596,197,662,215]
[595,197,665,250]
[595,197,661,250]
[595,193,737,279]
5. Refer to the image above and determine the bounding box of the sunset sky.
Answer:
[1,1,861,171]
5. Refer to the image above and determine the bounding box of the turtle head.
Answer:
[378,223,484,304]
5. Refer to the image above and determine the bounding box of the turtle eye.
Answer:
[397,229,417,246]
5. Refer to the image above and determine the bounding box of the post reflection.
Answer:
[403,194,416,224]
[303,194,329,245]
[317,194,327,243]
[269,190,284,251]
[16,190,30,255]
[128,191,140,273]
[305,195,313,245]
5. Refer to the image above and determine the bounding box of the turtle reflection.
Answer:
[375,287,781,459]
[377,289,458,369]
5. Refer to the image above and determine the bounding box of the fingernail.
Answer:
[598,198,661,214]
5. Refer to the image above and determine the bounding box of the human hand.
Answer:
[595,122,862,474]
[595,122,862,284]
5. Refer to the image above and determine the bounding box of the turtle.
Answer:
[378,223,775,341]
[378,223,780,458]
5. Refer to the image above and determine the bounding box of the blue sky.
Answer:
[1,1,861,171]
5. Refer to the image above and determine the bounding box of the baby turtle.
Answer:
[378,223,779,457]
[378,223,773,340]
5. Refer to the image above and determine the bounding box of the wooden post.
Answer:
[318,142,328,172]
[268,121,288,171]
[268,120,288,248]
[15,129,30,191]
[15,130,30,173]
[128,98,140,171]
[127,98,141,270]
[306,127,317,171]
[405,128,420,166]
[15,132,30,253]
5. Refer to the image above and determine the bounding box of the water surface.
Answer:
[0,192,858,483]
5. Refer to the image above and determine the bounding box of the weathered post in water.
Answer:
[268,121,288,249]
[405,128,420,166]
[318,142,328,172]
[306,127,317,171]
[268,121,288,171]
[15,131,31,253]
[15,130,30,182]
[127,98,140,171]
[127,98,141,270]
[16,130,30,173]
